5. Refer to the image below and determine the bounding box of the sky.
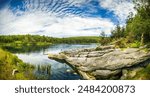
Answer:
[0,0,136,37]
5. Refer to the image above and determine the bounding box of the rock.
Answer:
[95,45,115,50]
[92,70,121,79]
[73,72,77,75]
[120,69,128,80]
[48,46,150,80]
[121,67,144,80]
[78,70,96,80]
[66,69,71,73]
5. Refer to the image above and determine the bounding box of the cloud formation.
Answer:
[0,0,135,37]
[0,8,114,37]
[99,0,136,23]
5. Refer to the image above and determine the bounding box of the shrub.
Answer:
[128,41,141,48]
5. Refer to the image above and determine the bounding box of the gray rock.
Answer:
[92,70,121,79]
[48,46,150,80]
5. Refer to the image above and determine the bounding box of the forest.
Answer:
[0,35,99,44]
[102,0,150,47]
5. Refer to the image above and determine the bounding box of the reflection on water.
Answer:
[10,44,97,80]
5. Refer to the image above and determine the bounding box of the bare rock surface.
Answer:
[48,45,150,80]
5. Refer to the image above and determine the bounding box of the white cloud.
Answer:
[99,0,136,23]
[0,9,57,34]
[44,16,115,37]
[0,8,115,37]
[68,0,91,6]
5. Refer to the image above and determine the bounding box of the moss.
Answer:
[123,64,150,80]
[141,48,150,53]
[133,64,150,80]
[0,48,36,80]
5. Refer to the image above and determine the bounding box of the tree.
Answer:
[110,25,126,39]
[125,0,150,45]
[100,31,106,38]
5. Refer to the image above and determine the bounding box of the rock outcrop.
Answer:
[48,45,150,80]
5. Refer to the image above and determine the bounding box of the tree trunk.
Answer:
[140,33,144,46]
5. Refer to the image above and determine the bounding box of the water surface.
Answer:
[15,44,97,80]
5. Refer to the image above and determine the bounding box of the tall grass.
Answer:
[35,65,51,80]
[0,48,35,80]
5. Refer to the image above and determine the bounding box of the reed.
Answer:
[36,64,51,80]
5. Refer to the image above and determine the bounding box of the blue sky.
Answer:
[0,0,136,37]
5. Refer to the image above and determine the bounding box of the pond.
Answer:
[13,44,97,80]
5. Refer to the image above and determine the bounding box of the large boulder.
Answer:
[48,46,150,80]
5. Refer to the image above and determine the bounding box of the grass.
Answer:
[123,64,150,80]
[133,64,150,80]
[111,38,142,48]
[0,48,36,80]
[35,65,51,80]
[127,41,141,48]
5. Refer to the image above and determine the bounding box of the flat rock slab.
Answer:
[48,46,150,80]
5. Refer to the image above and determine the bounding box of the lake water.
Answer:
[15,44,97,80]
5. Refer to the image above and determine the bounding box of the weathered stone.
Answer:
[48,46,150,80]
[121,67,144,80]
[95,45,115,50]
[92,70,121,79]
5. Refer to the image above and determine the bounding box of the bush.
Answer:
[100,37,111,46]
[112,38,127,48]
[128,41,141,48]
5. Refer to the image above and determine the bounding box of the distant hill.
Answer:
[0,35,100,44]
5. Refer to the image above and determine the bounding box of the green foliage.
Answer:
[0,34,52,45]
[0,35,100,53]
[0,35,99,45]
[125,0,150,44]
[1,43,50,54]
[112,38,141,48]
[126,14,150,43]
[0,49,35,80]
[111,38,129,48]
[55,36,100,44]
[124,64,150,80]
[110,0,150,47]
[128,41,141,48]
[111,25,126,39]
[99,32,111,45]
[99,37,111,46]
[36,65,51,80]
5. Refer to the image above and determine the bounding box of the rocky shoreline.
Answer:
[48,45,150,80]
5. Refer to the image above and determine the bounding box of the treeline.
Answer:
[58,36,99,44]
[108,0,150,47]
[0,35,99,44]
[0,35,54,44]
